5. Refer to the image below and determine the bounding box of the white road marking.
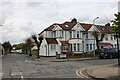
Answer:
[11,72,24,80]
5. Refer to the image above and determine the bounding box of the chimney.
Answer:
[71,18,77,23]
[105,23,110,26]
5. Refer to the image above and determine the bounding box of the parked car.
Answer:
[99,48,119,59]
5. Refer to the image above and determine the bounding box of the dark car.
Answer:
[99,48,119,59]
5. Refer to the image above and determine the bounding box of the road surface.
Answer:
[2,53,118,79]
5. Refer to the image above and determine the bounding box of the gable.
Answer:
[71,23,85,31]
[88,25,100,32]
[52,25,62,30]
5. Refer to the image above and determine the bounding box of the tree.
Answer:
[92,31,105,54]
[32,35,43,58]
[2,41,12,55]
[111,12,120,65]
[25,38,33,56]
[111,12,120,37]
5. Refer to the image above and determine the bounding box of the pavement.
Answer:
[29,55,99,62]
[86,63,120,80]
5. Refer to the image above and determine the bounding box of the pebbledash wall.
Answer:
[38,18,118,56]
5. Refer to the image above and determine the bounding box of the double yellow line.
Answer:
[76,68,94,80]
[76,63,117,80]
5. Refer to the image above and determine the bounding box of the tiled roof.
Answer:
[43,18,77,31]
[45,21,77,31]
[60,41,69,44]
[39,18,114,35]
[45,38,58,44]
[58,21,77,30]
[96,25,113,33]
[80,23,113,33]
[45,23,57,31]
[80,23,92,31]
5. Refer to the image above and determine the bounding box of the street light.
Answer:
[93,17,99,58]
[93,17,99,25]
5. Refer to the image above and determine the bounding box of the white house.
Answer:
[39,38,59,56]
[39,18,119,56]
[82,23,118,53]
[39,18,85,56]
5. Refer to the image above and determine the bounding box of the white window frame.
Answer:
[70,31,72,38]
[86,33,88,39]
[86,44,89,51]
[77,43,80,51]
[63,45,68,52]
[90,44,92,50]
[74,43,76,51]
[77,31,80,38]
[73,31,76,38]
[51,44,56,50]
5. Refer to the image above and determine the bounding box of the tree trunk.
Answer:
[96,41,100,54]
[37,46,40,58]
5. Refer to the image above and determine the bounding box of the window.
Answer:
[111,35,113,40]
[90,44,92,50]
[53,31,56,38]
[86,44,89,51]
[51,45,56,50]
[77,43,80,51]
[86,33,88,39]
[79,32,81,38]
[77,31,80,38]
[74,44,76,51]
[73,31,76,38]
[60,31,63,37]
[114,36,116,40]
[51,45,53,50]
[63,45,68,52]
[93,44,95,50]
[80,44,82,51]
[70,44,72,51]
[51,32,53,38]
[70,31,72,38]
[105,36,108,41]
[65,25,69,27]
[54,45,56,49]
[115,44,117,48]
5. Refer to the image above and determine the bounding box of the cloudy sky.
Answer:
[0,0,119,44]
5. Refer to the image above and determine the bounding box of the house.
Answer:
[39,18,85,56]
[39,18,119,56]
[40,38,59,56]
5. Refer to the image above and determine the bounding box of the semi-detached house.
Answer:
[38,18,118,56]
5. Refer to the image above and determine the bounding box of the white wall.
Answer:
[39,38,47,56]
[48,44,59,56]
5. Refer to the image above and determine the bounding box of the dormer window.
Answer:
[65,25,69,27]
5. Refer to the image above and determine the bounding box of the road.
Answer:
[2,53,118,79]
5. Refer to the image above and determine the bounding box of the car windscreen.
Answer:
[101,48,108,52]
[108,48,117,52]
[101,48,117,52]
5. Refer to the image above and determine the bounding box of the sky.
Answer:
[0,0,119,44]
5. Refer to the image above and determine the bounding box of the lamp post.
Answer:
[93,17,99,58]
